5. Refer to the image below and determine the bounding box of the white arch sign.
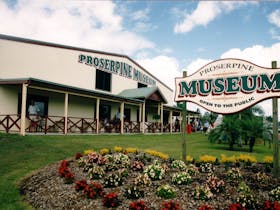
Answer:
[175,58,280,114]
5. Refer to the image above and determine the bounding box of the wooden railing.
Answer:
[0,114,21,133]
[0,114,181,134]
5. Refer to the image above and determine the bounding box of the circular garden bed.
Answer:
[20,148,280,210]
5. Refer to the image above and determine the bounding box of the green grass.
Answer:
[0,132,274,210]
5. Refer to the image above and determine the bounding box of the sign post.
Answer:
[175,58,280,172]
[182,71,187,162]
[272,61,279,177]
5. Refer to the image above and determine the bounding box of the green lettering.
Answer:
[213,78,225,95]
[259,73,280,92]
[241,75,258,93]
[78,54,86,63]
[179,80,197,96]
[226,77,240,93]
[198,79,212,95]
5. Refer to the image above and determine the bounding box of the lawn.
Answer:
[0,132,274,210]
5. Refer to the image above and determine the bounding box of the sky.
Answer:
[1,0,280,117]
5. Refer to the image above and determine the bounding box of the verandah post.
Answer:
[272,61,279,177]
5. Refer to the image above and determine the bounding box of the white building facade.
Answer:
[0,35,197,135]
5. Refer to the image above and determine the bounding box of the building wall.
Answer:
[0,86,19,115]
[0,37,175,106]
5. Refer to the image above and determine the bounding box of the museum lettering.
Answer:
[178,73,280,97]
[78,54,156,86]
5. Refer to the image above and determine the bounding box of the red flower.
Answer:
[75,152,83,160]
[75,179,87,191]
[103,192,121,208]
[260,200,280,210]
[129,200,148,210]
[161,200,181,210]
[199,205,214,210]
[228,203,246,210]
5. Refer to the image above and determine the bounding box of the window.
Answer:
[99,104,111,120]
[138,83,147,88]
[96,69,111,91]
[124,108,131,121]
[18,94,49,116]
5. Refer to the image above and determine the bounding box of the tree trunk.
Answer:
[249,137,255,153]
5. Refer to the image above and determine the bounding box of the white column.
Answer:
[120,102,124,134]
[169,111,173,133]
[160,103,163,133]
[20,83,28,136]
[64,93,68,134]
[96,98,100,134]
[142,101,146,134]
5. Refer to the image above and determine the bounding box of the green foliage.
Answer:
[208,105,270,153]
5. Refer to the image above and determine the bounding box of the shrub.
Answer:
[75,179,87,191]
[124,185,144,199]
[125,147,138,154]
[161,200,181,210]
[75,152,83,160]
[83,182,103,199]
[227,168,242,181]
[192,185,213,201]
[199,163,214,173]
[270,186,280,201]
[103,173,123,188]
[100,148,110,155]
[58,160,75,184]
[220,154,236,164]
[129,200,148,210]
[237,154,257,165]
[171,160,186,170]
[144,160,165,180]
[260,200,280,210]
[131,160,145,171]
[134,174,152,187]
[236,182,257,209]
[156,184,176,199]
[263,156,273,164]
[144,149,169,160]
[88,165,105,180]
[114,146,123,153]
[102,192,121,208]
[198,205,214,210]
[172,172,192,185]
[199,155,217,163]
[255,172,269,185]
[186,164,198,176]
[113,153,130,166]
[84,149,94,155]
[227,203,246,210]
[206,175,225,193]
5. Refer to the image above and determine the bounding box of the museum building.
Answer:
[0,34,198,135]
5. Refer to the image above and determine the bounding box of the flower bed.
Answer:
[20,149,280,209]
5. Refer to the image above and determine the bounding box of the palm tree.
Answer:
[208,114,241,151]
[208,105,269,152]
[239,105,268,152]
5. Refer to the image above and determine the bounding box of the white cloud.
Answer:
[183,58,212,75]
[268,9,280,28]
[131,8,150,21]
[220,43,280,67]
[136,55,180,90]
[174,1,256,34]
[0,0,154,55]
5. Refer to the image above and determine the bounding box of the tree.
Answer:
[208,114,241,151]
[209,105,271,153]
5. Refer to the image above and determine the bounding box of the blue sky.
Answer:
[1,0,280,116]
